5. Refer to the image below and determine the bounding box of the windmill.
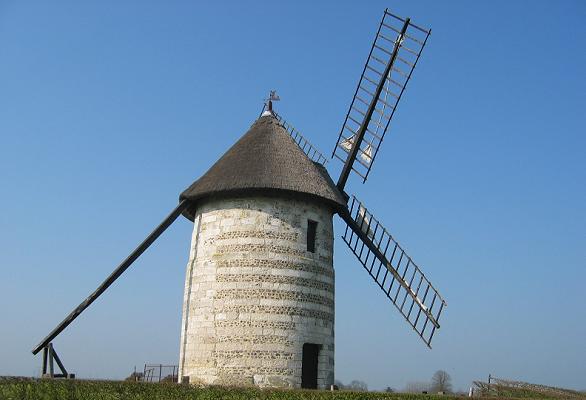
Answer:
[32,9,446,389]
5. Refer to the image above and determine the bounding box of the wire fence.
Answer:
[136,364,178,383]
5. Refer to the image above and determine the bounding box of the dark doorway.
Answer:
[301,343,320,389]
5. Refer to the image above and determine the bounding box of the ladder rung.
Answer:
[378,32,398,47]
[358,240,367,259]
[366,64,383,76]
[397,251,411,281]
[336,144,350,156]
[408,20,431,35]
[366,125,385,139]
[387,77,404,89]
[363,74,379,87]
[393,282,403,303]
[347,115,362,127]
[355,95,370,107]
[400,44,419,56]
[370,54,388,67]
[351,105,366,117]
[365,129,383,144]
[354,95,370,106]
[382,21,401,35]
[344,124,357,135]
[397,55,415,68]
[404,32,424,45]
[428,293,438,315]
[372,106,392,120]
[333,152,347,163]
[388,243,398,265]
[384,10,406,24]
[426,326,437,346]
[374,261,384,280]
[386,274,397,296]
[392,66,409,78]
[376,94,396,110]
[406,297,417,320]
[380,88,400,100]
[352,149,372,169]
[374,43,393,57]
[380,267,390,288]
[436,301,445,321]
[351,165,367,179]
[359,85,376,98]
[414,287,430,326]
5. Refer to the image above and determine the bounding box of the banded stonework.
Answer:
[178,196,335,389]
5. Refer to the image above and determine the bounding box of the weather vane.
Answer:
[263,90,280,114]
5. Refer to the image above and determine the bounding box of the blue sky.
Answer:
[0,0,584,392]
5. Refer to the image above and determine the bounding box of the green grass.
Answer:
[477,384,586,400]
[0,379,449,400]
[0,378,579,400]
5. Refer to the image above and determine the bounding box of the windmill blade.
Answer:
[334,9,431,189]
[339,195,446,348]
[32,200,189,355]
[260,104,329,166]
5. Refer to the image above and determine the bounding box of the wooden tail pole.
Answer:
[32,200,190,356]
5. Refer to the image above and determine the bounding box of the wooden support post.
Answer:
[42,346,48,375]
[40,343,74,379]
[47,343,54,378]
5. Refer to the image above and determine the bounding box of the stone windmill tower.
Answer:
[177,107,346,388]
[32,10,446,390]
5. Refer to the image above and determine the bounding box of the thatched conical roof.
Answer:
[180,114,346,220]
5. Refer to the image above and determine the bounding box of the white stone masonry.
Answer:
[178,196,335,389]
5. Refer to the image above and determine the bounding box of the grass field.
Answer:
[1,378,584,400]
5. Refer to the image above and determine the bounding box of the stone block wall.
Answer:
[178,195,335,389]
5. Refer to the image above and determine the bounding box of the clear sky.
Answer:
[0,0,584,393]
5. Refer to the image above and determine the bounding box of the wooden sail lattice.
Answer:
[340,195,446,347]
[333,9,431,183]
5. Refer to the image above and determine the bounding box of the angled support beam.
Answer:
[51,345,68,376]
[336,17,410,191]
[32,200,190,355]
[41,343,74,379]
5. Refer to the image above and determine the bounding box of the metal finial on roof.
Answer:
[261,90,280,116]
